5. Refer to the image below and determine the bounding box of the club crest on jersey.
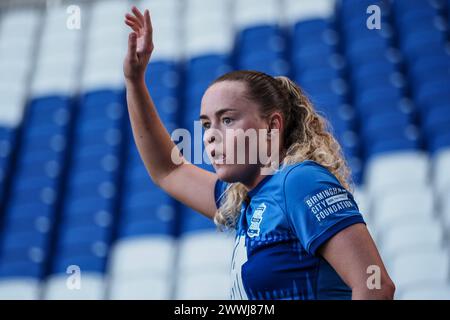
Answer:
[247,203,267,238]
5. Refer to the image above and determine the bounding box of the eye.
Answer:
[202,122,211,129]
[222,117,233,126]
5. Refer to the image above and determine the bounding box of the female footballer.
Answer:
[123,7,395,300]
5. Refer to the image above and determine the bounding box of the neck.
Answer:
[242,148,287,193]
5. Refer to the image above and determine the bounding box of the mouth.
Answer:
[211,150,226,165]
[215,154,226,165]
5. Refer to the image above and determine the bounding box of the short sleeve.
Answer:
[214,178,228,208]
[284,162,365,256]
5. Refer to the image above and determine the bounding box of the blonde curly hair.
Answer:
[209,70,354,230]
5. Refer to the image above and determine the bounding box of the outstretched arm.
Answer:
[123,7,219,219]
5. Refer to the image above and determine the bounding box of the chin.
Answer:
[214,164,256,183]
[214,165,240,183]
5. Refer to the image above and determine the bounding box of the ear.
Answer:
[267,112,283,133]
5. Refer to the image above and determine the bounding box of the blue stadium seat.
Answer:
[429,131,450,154]
[57,224,112,251]
[237,25,288,76]
[354,85,403,111]
[4,203,54,233]
[145,61,180,90]
[1,230,49,255]
[423,104,450,141]
[186,54,232,84]
[179,206,216,235]
[0,127,16,201]
[400,29,447,61]
[65,196,114,217]
[0,259,44,279]
[409,54,450,89]
[52,253,106,274]
[351,60,404,92]
[293,42,338,71]
[293,19,336,46]
[415,78,450,110]
[365,137,421,160]
[62,209,113,229]
[361,111,414,144]
[119,217,175,238]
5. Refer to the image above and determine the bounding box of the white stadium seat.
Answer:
[175,272,230,300]
[30,4,84,97]
[371,186,435,230]
[390,250,449,294]
[0,8,41,127]
[234,0,281,29]
[364,151,430,199]
[379,221,445,262]
[108,236,177,277]
[442,193,450,231]
[0,8,41,45]
[432,148,450,202]
[352,185,370,220]
[0,278,41,300]
[283,0,336,25]
[81,0,128,90]
[140,0,182,61]
[184,0,233,57]
[43,273,106,300]
[108,276,172,299]
[400,284,450,300]
[177,231,234,275]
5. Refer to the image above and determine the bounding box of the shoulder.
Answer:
[281,160,340,191]
[280,160,355,212]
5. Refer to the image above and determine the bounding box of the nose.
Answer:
[203,128,217,145]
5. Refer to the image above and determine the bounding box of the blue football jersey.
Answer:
[214,160,366,300]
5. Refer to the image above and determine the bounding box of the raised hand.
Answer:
[123,6,153,81]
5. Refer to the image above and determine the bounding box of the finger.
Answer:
[144,9,152,34]
[131,6,145,26]
[143,9,153,52]
[125,13,142,28]
[125,19,140,33]
[128,32,138,59]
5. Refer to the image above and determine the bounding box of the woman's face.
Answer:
[200,81,276,185]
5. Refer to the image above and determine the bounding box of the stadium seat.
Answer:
[0,0,449,301]
[175,272,230,299]
[432,147,450,201]
[108,276,172,299]
[140,0,182,62]
[184,0,233,57]
[108,236,177,277]
[43,273,105,300]
[0,279,41,300]
[379,222,445,262]
[177,229,234,274]
[364,151,430,197]
[390,250,449,295]
[400,285,450,300]
[371,187,435,230]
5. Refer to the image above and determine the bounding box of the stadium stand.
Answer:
[0,0,449,300]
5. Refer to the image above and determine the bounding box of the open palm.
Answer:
[123,6,153,81]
